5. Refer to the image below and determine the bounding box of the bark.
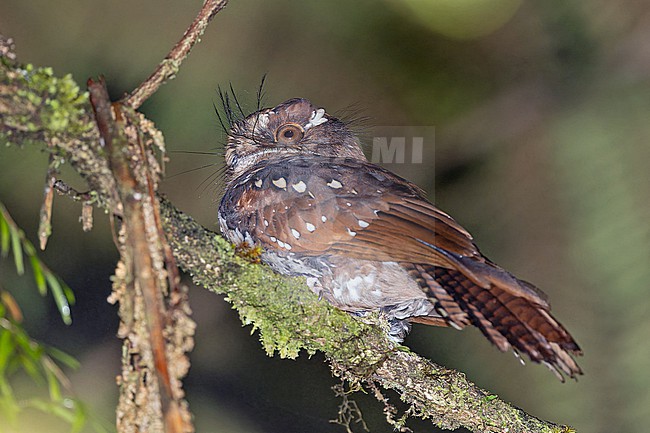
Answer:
[0,31,574,433]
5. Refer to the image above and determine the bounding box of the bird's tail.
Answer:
[407,261,583,380]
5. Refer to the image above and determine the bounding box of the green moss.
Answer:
[224,257,372,359]
[2,63,92,142]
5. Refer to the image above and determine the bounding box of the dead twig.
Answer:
[124,0,229,109]
[52,180,92,202]
[38,154,57,250]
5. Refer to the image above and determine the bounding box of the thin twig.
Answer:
[52,180,92,202]
[38,155,57,250]
[124,0,229,109]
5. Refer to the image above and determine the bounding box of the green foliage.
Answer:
[0,202,74,324]
[0,202,110,432]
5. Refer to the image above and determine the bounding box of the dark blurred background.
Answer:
[2,0,650,432]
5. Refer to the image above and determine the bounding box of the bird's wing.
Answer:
[225,157,475,261]
[222,156,582,379]
[225,157,544,301]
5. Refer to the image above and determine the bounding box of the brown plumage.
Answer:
[218,98,582,380]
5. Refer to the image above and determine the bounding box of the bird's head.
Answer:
[224,98,366,182]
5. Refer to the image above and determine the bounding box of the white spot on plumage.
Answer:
[351,188,358,194]
[291,228,301,239]
[321,215,327,222]
[292,181,307,193]
[254,178,263,188]
[308,191,315,199]
[264,219,269,227]
[346,202,352,207]
[272,177,287,189]
[276,239,292,250]
[347,228,357,237]
[306,222,316,232]
[358,219,369,228]
[270,236,277,243]
[304,108,328,129]
[327,179,343,189]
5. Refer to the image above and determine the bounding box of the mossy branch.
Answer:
[0,41,574,433]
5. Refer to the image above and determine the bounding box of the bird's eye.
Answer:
[275,123,305,145]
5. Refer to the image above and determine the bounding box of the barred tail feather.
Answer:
[409,262,583,380]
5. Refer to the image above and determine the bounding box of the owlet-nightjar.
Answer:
[218,98,582,380]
